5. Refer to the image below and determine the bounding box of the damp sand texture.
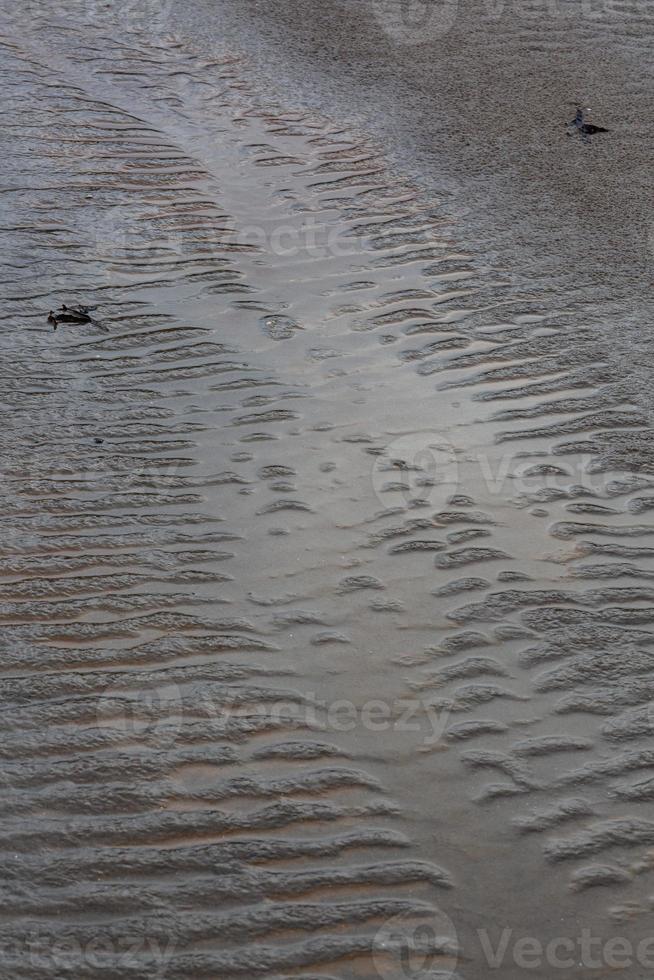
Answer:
[3,5,654,980]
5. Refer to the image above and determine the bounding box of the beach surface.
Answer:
[3,2,654,978]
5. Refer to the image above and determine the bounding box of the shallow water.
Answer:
[2,5,654,980]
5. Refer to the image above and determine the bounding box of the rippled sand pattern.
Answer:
[3,7,654,979]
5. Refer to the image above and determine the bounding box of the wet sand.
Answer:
[2,2,654,979]
[178,0,654,409]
